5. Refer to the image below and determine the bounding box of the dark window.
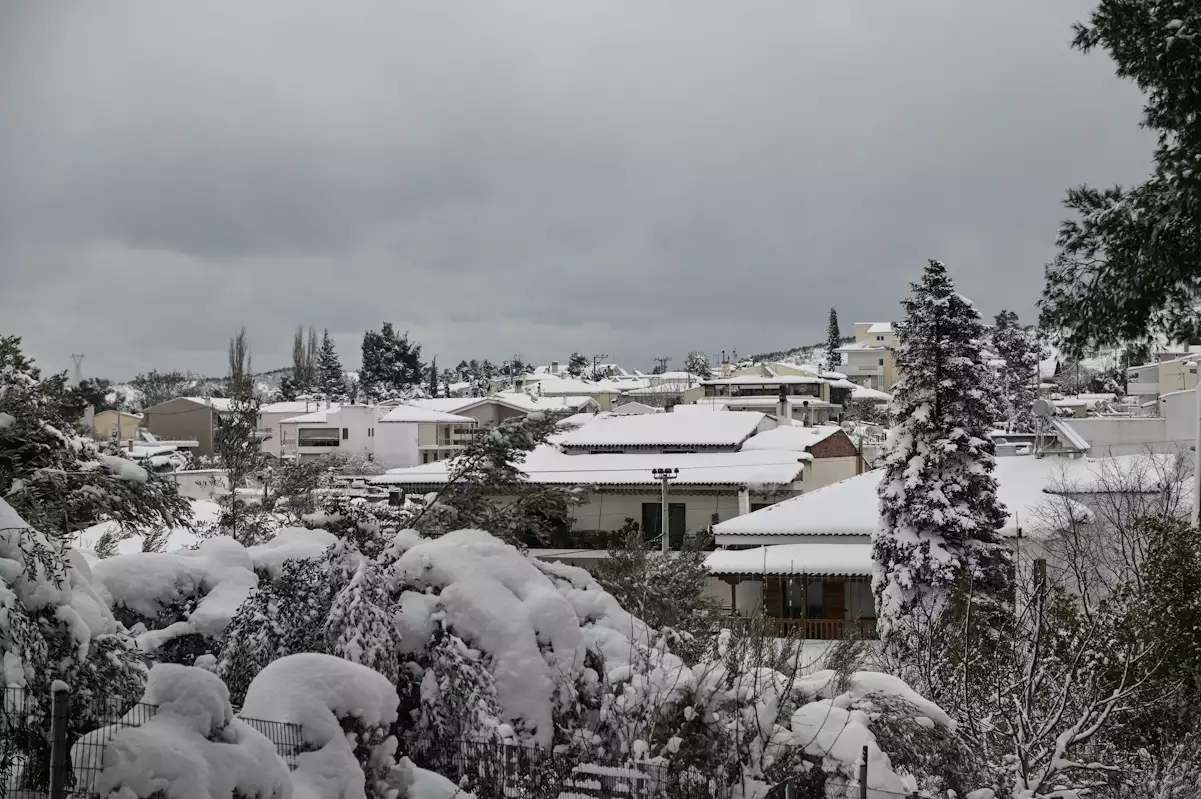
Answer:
[641,502,686,549]
[751,502,772,512]
[342,428,349,440]
[878,358,884,366]
[422,452,430,464]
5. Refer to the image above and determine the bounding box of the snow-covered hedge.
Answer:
[78,664,291,799]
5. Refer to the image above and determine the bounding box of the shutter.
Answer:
[822,580,846,620]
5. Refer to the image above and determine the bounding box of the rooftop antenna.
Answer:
[1032,398,1055,458]
[70,353,85,386]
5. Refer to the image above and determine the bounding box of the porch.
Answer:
[705,543,878,641]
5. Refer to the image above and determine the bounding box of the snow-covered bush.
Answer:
[90,527,335,664]
[0,498,147,790]
[303,494,413,559]
[79,664,291,799]
[242,653,404,799]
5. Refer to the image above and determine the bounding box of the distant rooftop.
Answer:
[556,410,768,450]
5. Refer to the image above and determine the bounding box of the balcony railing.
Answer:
[297,439,340,448]
[722,616,877,641]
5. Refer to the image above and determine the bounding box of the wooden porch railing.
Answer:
[722,616,878,641]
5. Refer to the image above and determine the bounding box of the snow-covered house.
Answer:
[512,374,631,410]
[407,396,533,428]
[277,403,477,468]
[493,390,602,414]
[89,409,143,442]
[259,400,328,458]
[140,397,233,457]
[555,410,772,454]
[698,374,840,424]
[372,445,807,543]
[706,454,1177,640]
[835,322,898,391]
[617,372,705,409]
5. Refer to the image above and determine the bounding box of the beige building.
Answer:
[90,410,143,442]
[140,397,231,456]
[836,322,898,391]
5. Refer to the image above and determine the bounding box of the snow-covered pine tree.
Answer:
[0,335,191,538]
[317,329,347,401]
[824,307,842,371]
[360,322,423,400]
[567,353,588,378]
[683,350,712,379]
[325,557,398,684]
[991,310,1039,432]
[873,260,1011,644]
[428,357,439,397]
[215,557,334,704]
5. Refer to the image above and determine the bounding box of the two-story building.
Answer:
[835,322,898,391]
[698,374,839,424]
[277,403,477,468]
[140,397,233,457]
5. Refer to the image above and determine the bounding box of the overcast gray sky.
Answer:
[0,1,1153,379]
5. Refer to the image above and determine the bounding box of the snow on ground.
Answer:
[73,499,221,558]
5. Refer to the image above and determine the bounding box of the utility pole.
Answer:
[651,467,678,553]
[653,356,671,374]
[592,353,609,381]
[70,353,85,386]
[1192,363,1201,527]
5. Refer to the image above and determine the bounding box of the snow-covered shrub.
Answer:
[242,653,403,799]
[216,556,334,704]
[303,495,413,559]
[325,556,398,684]
[80,663,291,799]
[0,498,147,790]
[90,528,335,665]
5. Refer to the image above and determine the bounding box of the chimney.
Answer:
[776,385,791,425]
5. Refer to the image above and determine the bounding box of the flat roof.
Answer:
[556,411,767,449]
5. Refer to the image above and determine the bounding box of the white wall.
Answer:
[375,422,421,469]
[803,456,858,491]
[170,469,229,500]
[1068,417,1170,456]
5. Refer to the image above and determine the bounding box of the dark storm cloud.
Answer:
[0,0,1153,378]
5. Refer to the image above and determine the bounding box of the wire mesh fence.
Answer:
[405,738,731,799]
[0,686,306,799]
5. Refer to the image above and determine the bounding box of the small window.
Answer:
[751,502,772,512]
[876,335,884,341]
[422,453,430,464]
[342,428,349,440]
[878,358,884,366]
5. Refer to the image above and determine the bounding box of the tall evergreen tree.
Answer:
[360,322,423,400]
[1039,1,1201,355]
[316,329,346,401]
[428,357,439,397]
[683,351,712,379]
[567,353,588,378]
[824,307,843,371]
[873,260,1011,644]
[214,329,268,545]
[991,310,1040,432]
[0,335,191,538]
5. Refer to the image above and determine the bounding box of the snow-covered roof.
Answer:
[495,392,600,412]
[865,322,893,334]
[714,455,1172,540]
[698,396,837,410]
[371,445,805,488]
[180,397,233,411]
[260,401,322,415]
[705,542,872,577]
[850,385,892,402]
[520,375,627,395]
[702,374,824,386]
[835,341,886,353]
[740,424,847,453]
[670,402,727,413]
[556,411,768,450]
[378,404,475,424]
[280,406,342,424]
[622,382,700,396]
[610,401,661,415]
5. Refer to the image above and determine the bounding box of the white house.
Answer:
[705,453,1172,639]
[835,322,898,390]
[259,400,328,458]
[277,403,476,468]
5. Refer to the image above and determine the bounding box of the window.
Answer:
[367,428,374,438]
[422,453,430,464]
[876,335,884,341]
[342,428,349,440]
[641,502,686,549]
[298,428,340,447]
[751,502,772,512]
[878,358,884,366]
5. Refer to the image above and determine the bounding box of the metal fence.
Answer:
[406,738,730,799]
[0,686,305,799]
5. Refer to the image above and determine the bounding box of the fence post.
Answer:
[783,778,794,799]
[858,744,868,799]
[49,683,70,799]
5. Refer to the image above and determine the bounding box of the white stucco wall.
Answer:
[803,456,859,491]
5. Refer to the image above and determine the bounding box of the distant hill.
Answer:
[748,337,854,367]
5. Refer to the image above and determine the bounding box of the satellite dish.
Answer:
[1032,398,1054,419]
